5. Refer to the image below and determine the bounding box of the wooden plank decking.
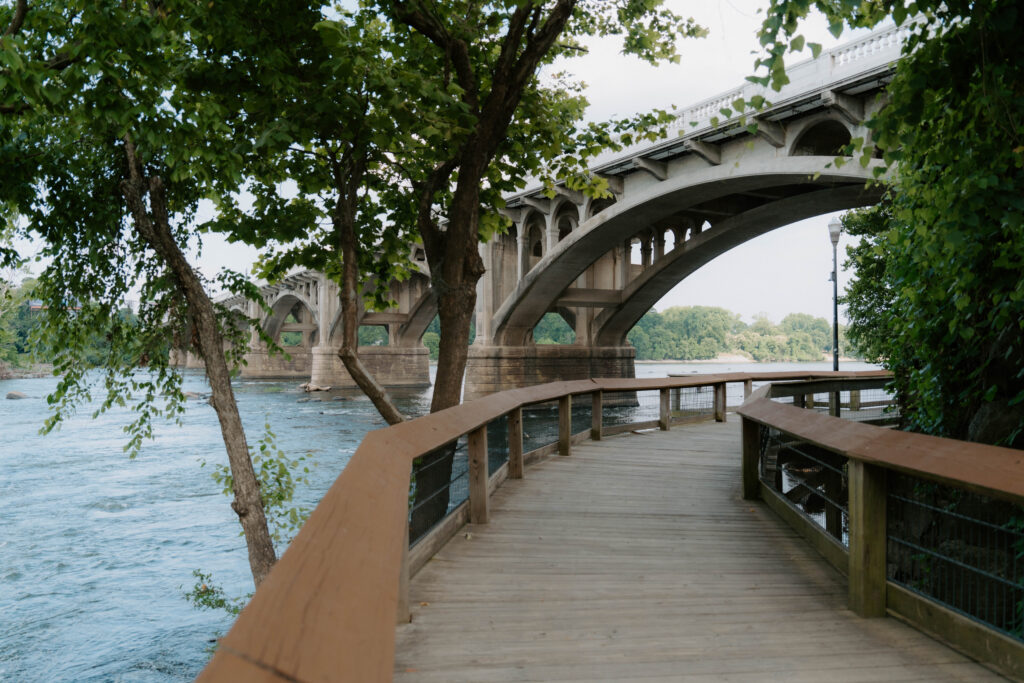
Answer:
[394,420,1006,682]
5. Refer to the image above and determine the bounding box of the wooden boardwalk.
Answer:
[394,420,1005,682]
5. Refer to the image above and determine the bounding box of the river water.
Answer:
[1,360,877,681]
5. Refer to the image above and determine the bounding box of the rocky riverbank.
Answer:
[0,362,54,380]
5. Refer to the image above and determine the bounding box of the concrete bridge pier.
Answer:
[309,345,431,389]
[241,343,313,379]
[463,344,635,402]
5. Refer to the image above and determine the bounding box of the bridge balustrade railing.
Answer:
[197,369,898,682]
[740,380,1024,679]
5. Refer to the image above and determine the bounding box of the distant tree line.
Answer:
[0,277,139,370]
[529,306,852,362]
[408,308,851,363]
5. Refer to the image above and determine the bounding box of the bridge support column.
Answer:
[241,345,312,379]
[309,346,431,388]
[463,344,635,401]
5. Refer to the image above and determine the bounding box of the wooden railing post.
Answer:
[713,382,726,422]
[743,379,753,400]
[848,460,887,617]
[558,394,572,455]
[793,393,806,409]
[659,388,670,430]
[396,517,410,624]
[829,391,840,417]
[850,389,862,412]
[468,425,489,524]
[591,390,603,441]
[741,417,760,501]
[508,407,524,479]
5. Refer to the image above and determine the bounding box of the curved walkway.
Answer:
[394,420,1004,682]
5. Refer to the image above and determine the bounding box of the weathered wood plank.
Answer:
[395,422,1002,682]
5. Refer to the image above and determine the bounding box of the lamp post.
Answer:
[828,217,842,417]
[828,217,842,372]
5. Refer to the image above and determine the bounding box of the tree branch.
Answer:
[120,136,278,587]
[0,103,31,114]
[390,0,478,110]
[3,0,27,39]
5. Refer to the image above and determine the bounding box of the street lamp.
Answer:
[828,217,842,371]
[828,217,842,416]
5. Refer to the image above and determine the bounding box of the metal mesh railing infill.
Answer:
[602,389,656,431]
[760,425,849,545]
[887,474,1024,641]
[669,385,714,423]
[408,437,469,545]
[769,384,900,426]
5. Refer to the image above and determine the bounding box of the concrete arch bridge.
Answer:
[182,23,905,393]
[174,259,437,388]
[464,22,905,398]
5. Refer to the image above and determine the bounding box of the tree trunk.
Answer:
[335,202,406,426]
[120,140,277,587]
[409,174,485,540]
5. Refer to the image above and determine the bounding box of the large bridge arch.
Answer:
[592,183,883,346]
[491,156,887,347]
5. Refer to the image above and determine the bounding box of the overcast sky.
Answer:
[15,1,881,324]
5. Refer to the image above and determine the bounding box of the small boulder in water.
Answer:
[6,391,27,400]
[183,391,203,400]
[300,383,332,392]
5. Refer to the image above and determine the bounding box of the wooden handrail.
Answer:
[738,391,1024,505]
[738,378,1024,678]
[196,370,889,682]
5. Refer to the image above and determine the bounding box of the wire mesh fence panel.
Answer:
[521,404,560,454]
[408,436,469,545]
[769,384,900,425]
[839,387,900,424]
[487,415,509,474]
[726,381,749,408]
[887,473,1024,641]
[760,426,850,545]
[602,389,659,430]
[572,399,592,437]
[668,385,714,423]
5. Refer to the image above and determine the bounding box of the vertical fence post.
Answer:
[793,393,806,409]
[829,391,840,417]
[848,460,887,617]
[591,390,603,441]
[741,418,761,501]
[743,379,753,400]
[508,407,524,479]
[659,388,670,431]
[850,389,862,412]
[714,383,727,422]
[558,394,572,455]
[396,517,410,624]
[468,425,489,524]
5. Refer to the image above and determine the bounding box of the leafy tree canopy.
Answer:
[757,1,1024,445]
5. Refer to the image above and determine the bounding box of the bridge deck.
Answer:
[394,420,1004,682]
